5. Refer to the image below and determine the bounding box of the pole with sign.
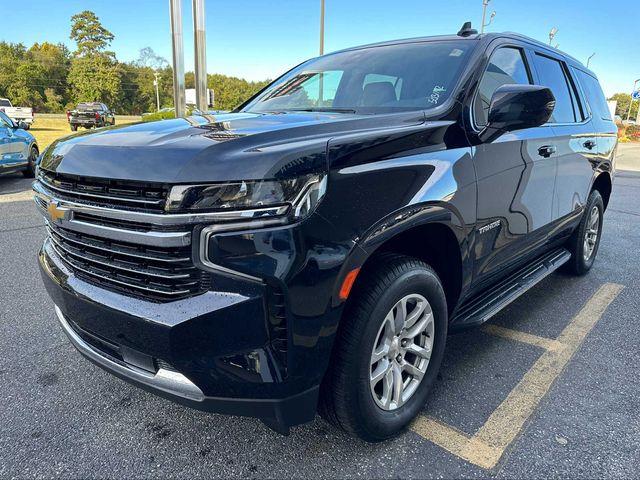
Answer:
[626,79,640,122]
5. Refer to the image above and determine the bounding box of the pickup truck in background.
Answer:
[0,98,34,130]
[66,102,115,131]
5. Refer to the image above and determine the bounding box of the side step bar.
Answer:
[449,248,571,332]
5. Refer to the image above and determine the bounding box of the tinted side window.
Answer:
[475,47,531,127]
[574,69,612,120]
[0,111,12,128]
[531,54,577,123]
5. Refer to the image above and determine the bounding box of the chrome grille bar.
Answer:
[33,194,191,248]
[48,241,194,297]
[48,224,191,264]
[47,229,193,280]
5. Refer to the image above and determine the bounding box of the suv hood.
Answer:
[40,111,428,183]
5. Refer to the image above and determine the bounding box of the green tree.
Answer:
[609,93,638,120]
[208,74,270,111]
[44,88,64,112]
[68,10,121,105]
[70,10,114,57]
[68,55,122,104]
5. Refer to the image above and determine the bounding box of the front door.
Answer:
[469,44,558,287]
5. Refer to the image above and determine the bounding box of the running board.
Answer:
[449,248,571,332]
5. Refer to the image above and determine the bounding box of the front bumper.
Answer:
[40,241,323,432]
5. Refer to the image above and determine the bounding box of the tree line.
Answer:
[0,11,270,115]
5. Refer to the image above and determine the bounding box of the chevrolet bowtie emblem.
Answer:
[47,201,71,223]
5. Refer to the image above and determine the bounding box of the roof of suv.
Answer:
[331,30,589,74]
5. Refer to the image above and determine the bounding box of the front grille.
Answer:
[47,223,211,302]
[39,171,169,212]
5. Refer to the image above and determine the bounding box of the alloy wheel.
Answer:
[369,293,434,411]
[583,205,600,261]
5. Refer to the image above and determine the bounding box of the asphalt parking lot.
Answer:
[1,144,639,478]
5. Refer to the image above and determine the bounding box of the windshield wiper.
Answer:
[286,107,357,114]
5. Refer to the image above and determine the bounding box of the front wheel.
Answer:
[22,146,38,178]
[319,254,448,441]
[565,190,604,275]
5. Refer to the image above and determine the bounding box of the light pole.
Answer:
[626,78,640,122]
[153,72,160,112]
[319,0,325,105]
[480,0,492,33]
[319,0,325,55]
[548,27,558,46]
[586,52,596,68]
[193,0,208,113]
[169,0,186,117]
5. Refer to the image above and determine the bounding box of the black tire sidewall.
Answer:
[350,266,447,440]
[23,147,37,177]
[573,191,604,273]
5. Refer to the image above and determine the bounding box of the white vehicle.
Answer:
[0,98,34,129]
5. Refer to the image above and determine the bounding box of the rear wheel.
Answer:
[319,254,448,441]
[565,189,604,275]
[22,146,38,178]
[70,124,78,132]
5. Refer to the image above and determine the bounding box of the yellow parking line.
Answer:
[411,416,502,469]
[0,191,33,203]
[411,283,624,470]
[481,324,564,351]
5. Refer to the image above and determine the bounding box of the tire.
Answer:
[70,124,78,132]
[22,146,38,178]
[319,254,448,441]
[565,189,604,275]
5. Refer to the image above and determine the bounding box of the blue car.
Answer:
[0,110,39,178]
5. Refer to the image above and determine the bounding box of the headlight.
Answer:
[166,173,327,221]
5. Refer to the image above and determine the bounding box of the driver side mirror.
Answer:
[14,120,28,130]
[479,84,556,143]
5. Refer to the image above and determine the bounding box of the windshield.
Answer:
[242,41,474,115]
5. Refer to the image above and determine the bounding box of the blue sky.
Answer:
[1,0,636,96]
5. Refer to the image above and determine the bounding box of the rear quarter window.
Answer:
[573,69,612,121]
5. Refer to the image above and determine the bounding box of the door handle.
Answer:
[537,145,556,158]
[583,140,596,150]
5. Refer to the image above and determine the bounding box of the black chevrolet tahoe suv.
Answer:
[34,26,616,441]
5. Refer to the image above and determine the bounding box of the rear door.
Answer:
[470,42,559,286]
[528,52,594,224]
[572,68,618,169]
